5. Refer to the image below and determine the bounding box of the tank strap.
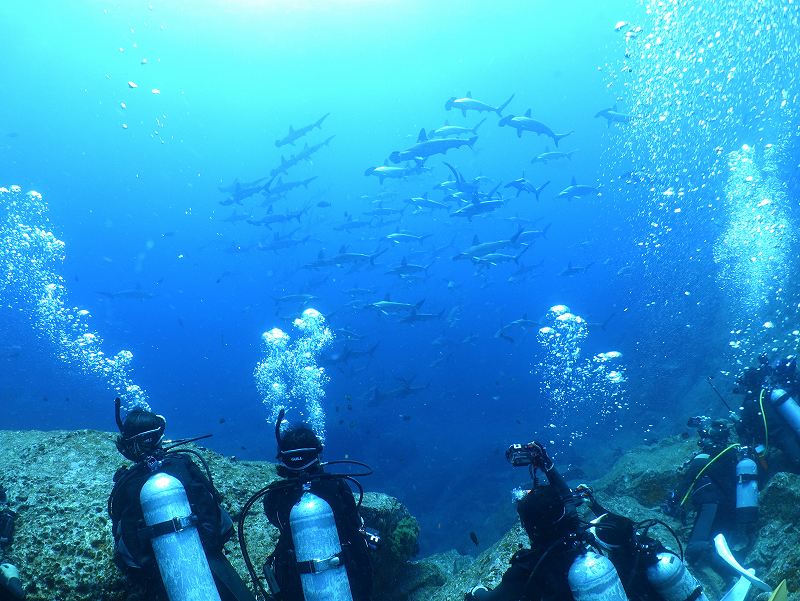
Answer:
[296,551,344,574]
[139,513,198,540]
[687,586,704,601]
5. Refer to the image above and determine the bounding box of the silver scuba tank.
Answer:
[290,491,354,601]
[735,456,758,524]
[645,552,710,601]
[140,472,222,601]
[770,388,800,437]
[567,551,630,601]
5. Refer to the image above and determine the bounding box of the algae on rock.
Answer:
[0,429,422,601]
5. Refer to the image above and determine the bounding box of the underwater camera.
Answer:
[505,442,545,467]
[687,416,730,453]
[735,354,799,395]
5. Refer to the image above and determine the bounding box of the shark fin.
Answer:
[466,91,472,97]
[525,108,531,117]
[417,128,428,143]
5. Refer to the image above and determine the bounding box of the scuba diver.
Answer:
[0,485,26,601]
[663,416,759,565]
[659,356,800,566]
[236,409,375,601]
[466,440,710,601]
[733,353,800,470]
[107,398,256,601]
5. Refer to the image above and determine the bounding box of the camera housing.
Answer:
[506,442,544,467]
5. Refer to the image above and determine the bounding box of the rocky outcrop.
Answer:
[4,429,799,601]
[0,429,422,601]
[409,435,800,601]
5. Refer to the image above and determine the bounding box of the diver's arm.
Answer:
[530,442,571,498]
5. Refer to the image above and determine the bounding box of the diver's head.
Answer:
[517,484,577,546]
[115,399,166,462]
[589,513,635,552]
[771,355,798,390]
[275,411,323,473]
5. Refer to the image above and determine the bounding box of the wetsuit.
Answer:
[263,473,372,601]
[108,452,255,601]
[737,381,800,468]
[0,487,25,601]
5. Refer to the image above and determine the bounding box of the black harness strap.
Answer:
[139,514,198,540]
[296,551,345,574]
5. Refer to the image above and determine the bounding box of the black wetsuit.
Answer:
[263,473,372,601]
[737,385,800,468]
[677,449,737,562]
[473,462,677,601]
[473,542,583,601]
[0,490,25,601]
[108,452,255,601]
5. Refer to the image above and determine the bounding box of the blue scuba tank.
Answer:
[290,491,354,601]
[645,552,710,601]
[568,551,630,601]
[140,472,221,601]
[770,388,800,437]
[735,456,758,524]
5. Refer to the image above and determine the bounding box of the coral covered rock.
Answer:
[0,429,421,600]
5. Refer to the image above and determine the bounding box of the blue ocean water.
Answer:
[1,0,798,554]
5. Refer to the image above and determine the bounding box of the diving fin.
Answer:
[713,533,772,592]
[720,571,753,601]
[768,580,788,601]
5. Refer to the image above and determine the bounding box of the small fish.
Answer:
[469,531,479,546]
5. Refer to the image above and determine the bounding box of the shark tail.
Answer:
[472,117,487,133]
[370,248,388,265]
[315,112,330,128]
[467,135,478,148]
[496,93,515,116]
[600,312,616,330]
[510,224,524,245]
[534,181,551,202]
[542,223,552,239]
[553,131,574,148]
[514,244,531,265]
[533,180,550,202]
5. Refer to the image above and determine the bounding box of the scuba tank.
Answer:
[567,551,629,601]
[645,552,710,601]
[770,388,800,437]
[290,491,354,601]
[0,562,26,600]
[140,472,222,601]
[735,454,759,524]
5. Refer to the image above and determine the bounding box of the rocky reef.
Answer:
[1,430,798,600]
[415,435,800,601]
[0,429,428,601]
